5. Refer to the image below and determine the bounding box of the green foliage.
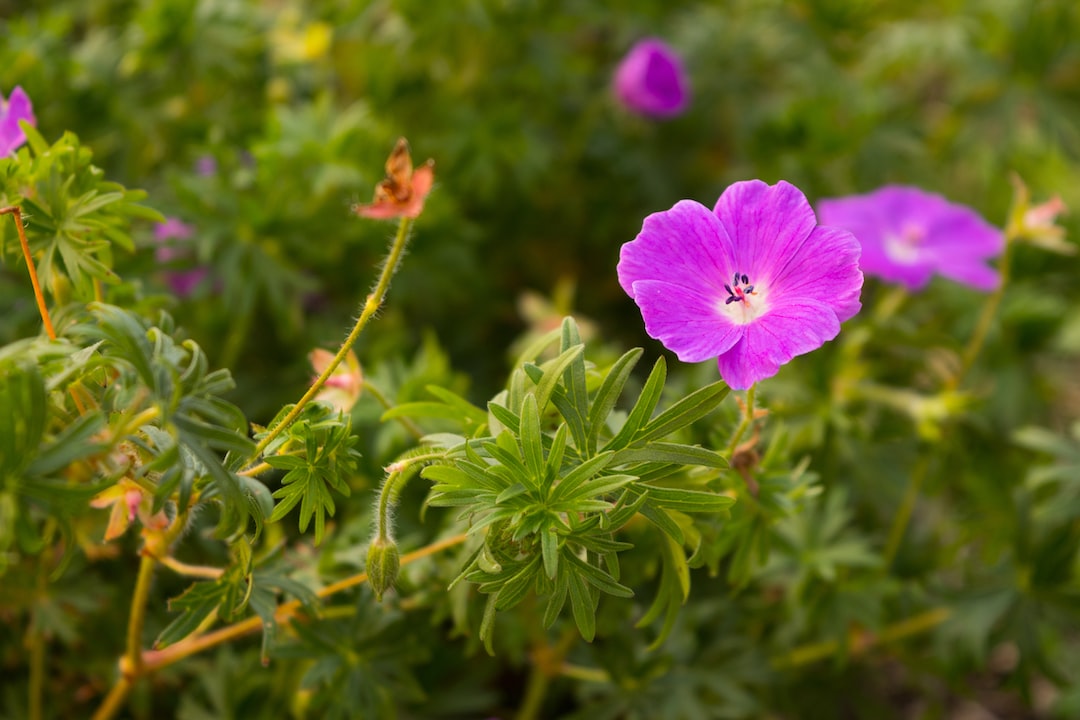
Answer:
[1,0,1080,718]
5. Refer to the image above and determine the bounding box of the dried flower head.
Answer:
[353,138,435,220]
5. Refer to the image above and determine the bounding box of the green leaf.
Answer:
[532,344,584,413]
[636,380,730,443]
[586,348,643,454]
[643,485,735,513]
[519,394,545,482]
[611,442,728,469]
[567,571,596,642]
[603,356,666,451]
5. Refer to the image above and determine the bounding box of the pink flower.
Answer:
[817,186,1003,291]
[618,180,863,389]
[153,218,208,296]
[310,348,363,412]
[613,39,690,118]
[1,86,36,156]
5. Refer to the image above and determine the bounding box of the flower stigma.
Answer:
[720,272,767,325]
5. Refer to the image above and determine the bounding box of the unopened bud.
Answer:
[366,536,400,602]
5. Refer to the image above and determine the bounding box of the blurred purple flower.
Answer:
[1,86,36,156]
[618,180,862,389]
[195,155,218,176]
[613,38,690,118]
[817,186,1003,292]
[153,217,206,297]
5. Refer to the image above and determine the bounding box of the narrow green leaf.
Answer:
[644,485,735,512]
[586,348,643,454]
[603,356,666,451]
[567,571,596,642]
[547,451,614,504]
[532,344,584,413]
[520,395,544,481]
[611,442,728,469]
[637,380,730,443]
[541,527,559,579]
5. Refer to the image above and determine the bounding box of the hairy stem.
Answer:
[1,206,56,340]
[138,533,467,674]
[125,554,157,677]
[726,383,757,457]
[249,216,414,463]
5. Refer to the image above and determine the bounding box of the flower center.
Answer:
[883,223,925,265]
[719,272,767,325]
[724,272,757,305]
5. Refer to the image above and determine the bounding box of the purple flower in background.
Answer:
[153,218,206,296]
[1,86,36,156]
[618,180,863,389]
[817,186,1003,292]
[195,155,218,177]
[613,38,690,118]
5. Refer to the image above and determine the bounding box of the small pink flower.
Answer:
[310,348,363,412]
[91,479,170,542]
[0,86,36,156]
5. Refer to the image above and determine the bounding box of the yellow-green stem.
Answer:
[363,379,424,439]
[125,554,157,677]
[773,607,951,669]
[948,225,1016,391]
[516,663,552,720]
[726,384,756,457]
[559,663,610,683]
[90,679,131,720]
[883,452,932,567]
[137,533,467,674]
[157,556,225,579]
[2,206,56,340]
[249,216,414,463]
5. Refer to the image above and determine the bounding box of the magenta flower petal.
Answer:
[619,180,863,389]
[632,280,743,362]
[717,300,841,391]
[817,185,1003,292]
[619,200,734,301]
[613,38,690,118]
[0,86,36,156]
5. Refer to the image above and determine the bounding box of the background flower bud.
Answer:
[366,536,400,602]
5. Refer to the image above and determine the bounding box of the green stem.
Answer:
[516,662,551,720]
[948,226,1016,391]
[773,606,951,669]
[726,384,757,458]
[363,379,424,439]
[126,554,157,677]
[249,216,414,462]
[883,452,932,567]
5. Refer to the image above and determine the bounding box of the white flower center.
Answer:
[718,272,769,326]
[883,223,926,266]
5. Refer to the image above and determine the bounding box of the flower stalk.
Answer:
[2,206,56,340]
[248,215,414,463]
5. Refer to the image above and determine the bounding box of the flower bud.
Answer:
[366,536,400,602]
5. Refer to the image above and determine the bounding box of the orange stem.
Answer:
[1,206,56,340]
